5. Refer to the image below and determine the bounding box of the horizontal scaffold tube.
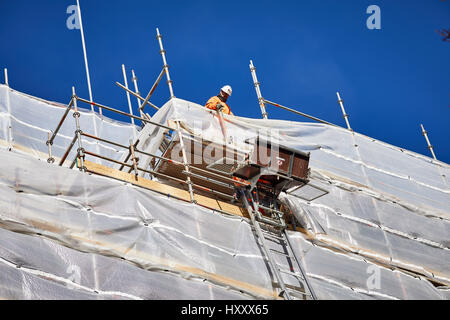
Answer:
[263,99,338,127]
[78,131,250,189]
[76,97,169,130]
[83,150,234,200]
[115,82,160,111]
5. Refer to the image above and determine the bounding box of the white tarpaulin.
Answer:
[0,84,448,299]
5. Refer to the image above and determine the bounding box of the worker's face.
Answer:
[221,91,229,101]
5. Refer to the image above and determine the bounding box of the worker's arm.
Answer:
[205,97,233,115]
[217,103,234,115]
[216,102,224,112]
[205,97,219,111]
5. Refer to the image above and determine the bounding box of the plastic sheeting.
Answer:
[126,97,450,296]
[0,149,309,299]
[0,85,136,166]
[136,97,449,214]
[287,231,445,300]
[0,85,448,299]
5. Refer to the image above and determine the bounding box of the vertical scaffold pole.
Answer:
[249,60,268,119]
[4,68,12,148]
[72,87,85,172]
[131,69,145,119]
[420,124,437,160]
[4,68,8,87]
[122,64,137,139]
[176,121,195,203]
[336,92,352,131]
[46,132,55,163]
[76,0,99,115]
[156,28,175,99]
[129,139,139,179]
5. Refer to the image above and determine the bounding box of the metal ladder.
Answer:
[240,189,316,300]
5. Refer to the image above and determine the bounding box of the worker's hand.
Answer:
[216,102,224,111]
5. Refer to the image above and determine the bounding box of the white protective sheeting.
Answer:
[0,149,308,299]
[136,97,449,215]
[132,97,450,293]
[0,85,136,165]
[0,85,448,299]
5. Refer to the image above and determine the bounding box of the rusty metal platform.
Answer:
[155,133,247,199]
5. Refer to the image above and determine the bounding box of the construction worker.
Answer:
[205,85,233,115]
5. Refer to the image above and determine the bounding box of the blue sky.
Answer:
[0,0,449,163]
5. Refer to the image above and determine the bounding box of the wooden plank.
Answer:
[84,160,249,218]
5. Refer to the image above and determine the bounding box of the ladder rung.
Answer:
[260,228,284,238]
[269,248,294,259]
[257,204,285,216]
[257,219,284,229]
[260,227,282,235]
[285,288,312,298]
[252,227,286,243]
[263,234,286,242]
[278,267,305,280]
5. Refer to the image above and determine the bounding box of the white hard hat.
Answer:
[221,85,232,96]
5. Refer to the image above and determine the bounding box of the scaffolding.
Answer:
[42,29,332,299]
[421,124,438,161]
[46,29,253,210]
[0,3,446,299]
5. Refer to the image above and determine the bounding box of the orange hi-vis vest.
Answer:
[205,96,232,115]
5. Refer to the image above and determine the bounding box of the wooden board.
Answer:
[84,160,249,219]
